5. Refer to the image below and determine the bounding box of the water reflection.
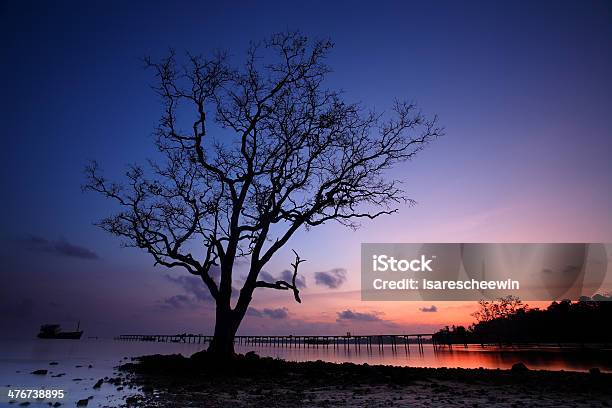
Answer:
[235,343,612,372]
[1,337,611,408]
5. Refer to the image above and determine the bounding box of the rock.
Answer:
[19,403,30,406]
[75,399,89,406]
[49,362,59,366]
[108,377,122,385]
[511,362,529,373]
[31,369,48,375]
[245,351,260,360]
[88,365,93,368]
[51,373,65,377]
[72,378,82,381]
[93,379,104,389]
[52,403,62,407]
[589,367,601,377]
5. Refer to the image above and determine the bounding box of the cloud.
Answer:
[246,307,263,317]
[419,305,438,312]
[314,268,346,289]
[336,309,382,322]
[258,271,276,282]
[164,274,214,302]
[21,235,100,260]
[279,269,307,289]
[258,270,307,289]
[247,307,289,319]
[161,270,239,309]
[160,294,199,310]
[263,307,289,319]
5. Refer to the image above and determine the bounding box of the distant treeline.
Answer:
[433,295,612,345]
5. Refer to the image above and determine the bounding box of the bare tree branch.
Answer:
[255,250,304,303]
[84,30,442,355]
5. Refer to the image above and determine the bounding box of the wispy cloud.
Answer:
[20,235,100,260]
[419,305,438,312]
[247,307,289,319]
[160,294,199,310]
[336,309,382,322]
[314,268,346,289]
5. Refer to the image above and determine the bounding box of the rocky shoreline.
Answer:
[112,351,612,407]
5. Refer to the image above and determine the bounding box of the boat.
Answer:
[37,322,83,339]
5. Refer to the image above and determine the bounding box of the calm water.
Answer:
[241,342,612,371]
[1,338,611,407]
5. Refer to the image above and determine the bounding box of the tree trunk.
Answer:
[207,306,238,359]
[207,272,254,361]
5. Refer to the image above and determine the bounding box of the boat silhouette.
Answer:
[37,322,83,339]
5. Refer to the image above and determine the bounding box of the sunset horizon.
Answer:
[2,1,612,407]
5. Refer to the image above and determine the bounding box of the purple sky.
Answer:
[1,1,611,338]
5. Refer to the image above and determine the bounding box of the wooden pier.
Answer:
[115,333,435,351]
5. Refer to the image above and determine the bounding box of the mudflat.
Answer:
[114,351,612,407]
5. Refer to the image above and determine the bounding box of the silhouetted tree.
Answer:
[84,31,441,359]
[472,295,526,322]
[435,295,612,345]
